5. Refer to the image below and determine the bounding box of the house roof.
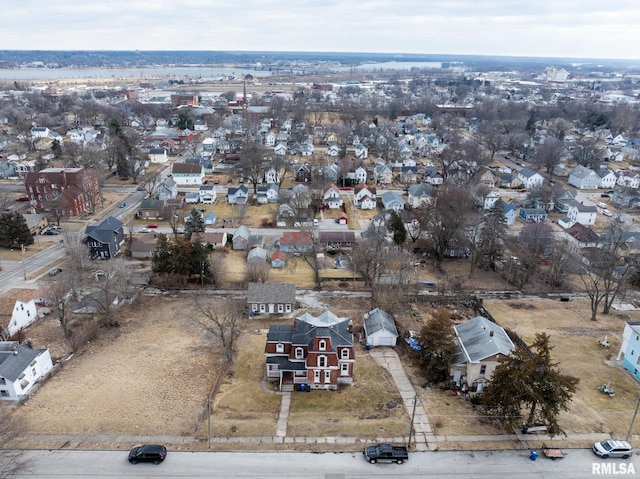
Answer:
[83,216,123,244]
[519,167,540,178]
[234,225,250,239]
[0,342,46,382]
[247,283,296,304]
[565,223,601,243]
[454,316,514,363]
[363,308,398,337]
[172,162,203,174]
[280,231,312,248]
[408,183,432,197]
[570,165,597,179]
[318,231,356,243]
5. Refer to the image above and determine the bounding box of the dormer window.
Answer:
[276,343,284,353]
[341,348,349,359]
[295,347,304,359]
[318,340,326,351]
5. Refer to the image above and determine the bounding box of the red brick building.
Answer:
[24,167,102,217]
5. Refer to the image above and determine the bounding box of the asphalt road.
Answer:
[10,448,639,478]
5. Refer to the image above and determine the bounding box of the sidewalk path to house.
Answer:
[368,348,437,451]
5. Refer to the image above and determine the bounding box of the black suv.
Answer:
[128,444,167,464]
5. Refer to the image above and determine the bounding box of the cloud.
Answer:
[1,1,639,59]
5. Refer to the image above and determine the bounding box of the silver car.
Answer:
[593,440,633,459]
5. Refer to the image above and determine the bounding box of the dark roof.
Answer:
[172,162,202,174]
[318,231,356,243]
[248,283,296,304]
[0,343,46,382]
[265,356,307,371]
[83,216,123,244]
[266,324,295,342]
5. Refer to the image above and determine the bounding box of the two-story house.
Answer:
[617,170,640,189]
[199,185,217,204]
[353,183,377,210]
[617,322,640,382]
[265,310,354,391]
[0,341,53,401]
[568,165,600,190]
[322,183,343,209]
[227,185,249,205]
[82,216,125,260]
[170,162,205,186]
[518,167,545,189]
[407,183,432,208]
[596,169,617,189]
[566,200,597,226]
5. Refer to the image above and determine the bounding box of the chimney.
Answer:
[489,330,494,337]
[348,320,353,333]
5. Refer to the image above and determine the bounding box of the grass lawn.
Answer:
[287,353,409,438]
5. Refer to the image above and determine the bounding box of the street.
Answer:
[9,448,637,478]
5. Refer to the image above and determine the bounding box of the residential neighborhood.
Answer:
[2,51,640,467]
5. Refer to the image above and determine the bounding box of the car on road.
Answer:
[16,196,30,202]
[118,202,126,208]
[592,440,633,459]
[128,444,167,464]
[138,227,151,233]
[43,229,60,235]
[48,267,62,276]
[518,188,527,193]
[602,210,613,217]
[601,193,610,198]
[605,190,615,194]
[146,224,158,228]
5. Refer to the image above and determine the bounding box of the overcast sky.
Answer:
[2,0,639,60]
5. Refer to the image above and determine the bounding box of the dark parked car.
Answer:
[128,444,167,464]
[601,193,610,198]
[48,268,62,276]
[16,196,30,202]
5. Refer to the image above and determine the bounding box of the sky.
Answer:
[2,0,639,60]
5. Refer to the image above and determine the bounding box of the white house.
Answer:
[354,144,369,159]
[6,300,38,337]
[256,184,279,204]
[274,143,287,156]
[518,167,545,189]
[568,165,600,190]
[354,183,377,209]
[0,341,53,401]
[193,118,208,131]
[483,190,501,210]
[617,170,640,189]
[322,183,343,209]
[148,148,169,164]
[363,308,398,347]
[566,200,597,226]
[199,185,217,204]
[381,191,405,211]
[407,183,432,208]
[30,127,51,138]
[227,185,249,205]
[171,162,205,186]
[264,167,281,185]
[327,142,340,157]
[374,164,393,184]
[264,131,277,147]
[596,169,617,189]
[345,166,367,185]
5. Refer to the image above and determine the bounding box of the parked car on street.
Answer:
[363,443,408,464]
[592,440,633,459]
[138,227,151,233]
[147,224,158,228]
[48,267,62,276]
[16,196,30,202]
[128,445,167,464]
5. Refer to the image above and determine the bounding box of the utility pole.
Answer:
[21,244,26,281]
[407,392,418,449]
[627,397,640,441]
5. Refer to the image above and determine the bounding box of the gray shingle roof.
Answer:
[0,343,45,382]
[363,308,398,337]
[454,316,514,363]
[248,283,296,304]
[83,216,123,244]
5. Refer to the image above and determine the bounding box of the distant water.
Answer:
[0,62,442,80]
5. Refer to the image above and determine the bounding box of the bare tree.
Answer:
[239,141,266,194]
[246,259,270,284]
[573,136,604,168]
[547,239,574,289]
[534,137,564,177]
[192,298,244,364]
[88,258,133,327]
[140,170,162,197]
[45,271,77,351]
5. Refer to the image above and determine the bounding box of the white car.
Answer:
[593,440,633,459]
[138,227,151,233]
[602,210,613,217]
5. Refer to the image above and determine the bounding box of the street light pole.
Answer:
[21,244,26,281]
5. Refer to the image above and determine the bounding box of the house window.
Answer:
[341,348,349,360]
[32,368,36,376]
[636,356,640,366]
[20,380,29,390]
[319,340,326,351]
[324,370,331,383]
[295,347,304,359]
[632,350,636,356]
[276,343,284,353]
[318,355,327,368]
[0,390,8,397]
[277,304,283,313]
[313,370,320,382]
[285,304,291,313]
[0,378,5,385]
[341,363,349,376]
[636,335,639,341]
[480,365,487,375]
[259,304,265,313]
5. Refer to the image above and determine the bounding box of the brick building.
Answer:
[24,167,101,217]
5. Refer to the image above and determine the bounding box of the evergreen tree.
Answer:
[0,213,34,248]
[387,210,407,246]
[480,333,579,436]
[418,308,457,383]
[184,208,205,240]
[151,234,172,275]
[479,200,507,269]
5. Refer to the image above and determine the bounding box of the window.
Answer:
[0,378,5,385]
[633,350,636,356]
[636,356,640,366]
[318,340,326,351]
[324,370,331,383]
[277,304,283,313]
[341,348,350,359]
[480,365,487,375]
[341,363,349,376]
[276,343,284,353]
[0,390,8,397]
[295,347,304,359]
[313,370,320,382]
[20,380,29,390]
[318,355,327,368]
[259,304,265,313]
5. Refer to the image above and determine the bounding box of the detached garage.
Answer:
[363,308,398,347]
